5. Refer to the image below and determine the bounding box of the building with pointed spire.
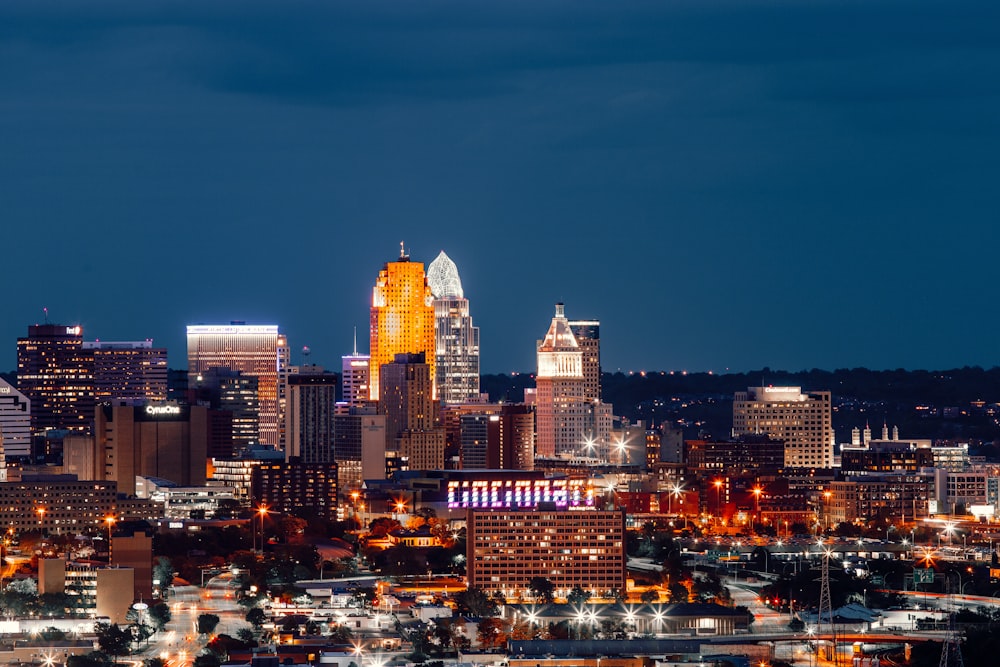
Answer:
[340,328,371,407]
[535,303,591,457]
[369,244,436,400]
[427,251,480,405]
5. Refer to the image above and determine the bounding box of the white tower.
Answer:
[427,251,480,405]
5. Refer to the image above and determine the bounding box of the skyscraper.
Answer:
[84,340,168,405]
[0,377,31,462]
[186,324,289,450]
[340,330,371,407]
[568,319,600,403]
[17,324,95,435]
[379,352,446,470]
[427,251,480,404]
[732,386,834,468]
[285,365,337,463]
[369,245,435,400]
[535,303,590,457]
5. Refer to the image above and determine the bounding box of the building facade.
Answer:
[285,366,337,463]
[251,460,339,519]
[427,251,480,405]
[535,304,589,457]
[17,324,95,435]
[732,386,834,468]
[333,409,387,492]
[568,320,600,403]
[467,507,626,599]
[0,377,31,461]
[379,353,446,470]
[186,323,289,450]
[84,340,168,405]
[369,248,435,400]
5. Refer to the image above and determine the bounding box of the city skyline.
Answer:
[4,1,999,375]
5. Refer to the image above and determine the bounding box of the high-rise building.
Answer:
[17,324,95,435]
[285,365,337,463]
[427,251,480,404]
[191,367,259,453]
[379,352,446,470]
[568,319,600,403]
[186,323,289,449]
[340,330,371,407]
[93,402,210,495]
[0,377,31,462]
[251,459,339,519]
[84,340,168,405]
[457,405,535,470]
[534,304,589,457]
[333,408,387,492]
[732,386,834,468]
[369,246,435,400]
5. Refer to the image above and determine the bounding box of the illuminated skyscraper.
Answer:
[0,375,29,467]
[568,320,600,403]
[369,245,435,400]
[427,251,480,404]
[340,329,370,407]
[17,324,95,435]
[535,303,590,457]
[186,323,289,450]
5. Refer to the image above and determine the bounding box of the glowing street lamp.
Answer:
[105,515,117,562]
[256,505,269,554]
[751,486,763,534]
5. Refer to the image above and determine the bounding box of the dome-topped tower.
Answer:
[427,251,464,300]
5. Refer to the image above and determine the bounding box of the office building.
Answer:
[333,408,387,492]
[186,323,289,449]
[251,459,339,519]
[84,340,168,405]
[111,529,154,600]
[568,319,600,403]
[94,403,209,495]
[458,405,535,470]
[535,304,589,457]
[191,367,259,454]
[686,435,786,473]
[0,377,30,462]
[732,386,834,468]
[467,507,626,599]
[0,476,121,533]
[340,331,371,407]
[369,246,435,400]
[427,251,480,404]
[285,365,337,462]
[16,324,95,435]
[379,353,446,470]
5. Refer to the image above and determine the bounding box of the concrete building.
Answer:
[17,323,94,435]
[732,386,834,468]
[340,333,371,408]
[535,304,589,458]
[94,403,209,495]
[285,366,337,463]
[568,319,601,404]
[369,246,436,400]
[96,567,136,622]
[84,340,168,405]
[333,409,387,493]
[467,507,626,599]
[379,353,446,470]
[459,405,535,470]
[427,251,480,405]
[251,459,339,519]
[186,323,289,450]
[686,435,786,473]
[0,476,120,533]
[111,529,153,600]
[827,473,933,526]
[0,376,30,462]
[191,367,259,454]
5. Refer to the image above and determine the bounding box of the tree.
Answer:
[95,622,132,659]
[640,589,659,604]
[566,586,591,606]
[528,577,555,604]
[148,602,172,632]
[197,613,221,636]
[193,652,221,667]
[245,607,266,629]
[236,627,257,645]
[476,617,508,650]
[153,557,175,594]
[454,587,499,618]
[144,658,167,667]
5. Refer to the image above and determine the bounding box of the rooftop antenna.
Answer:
[352,326,358,356]
[400,240,406,259]
[43,307,48,324]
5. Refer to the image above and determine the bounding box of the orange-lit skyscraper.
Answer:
[369,245,435,400]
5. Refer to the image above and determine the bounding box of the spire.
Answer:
[353,326,358,356]
[427,250,464,299]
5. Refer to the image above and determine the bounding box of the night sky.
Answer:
[3,1,998,375]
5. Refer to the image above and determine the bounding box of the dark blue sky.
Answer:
[3,0,998,374]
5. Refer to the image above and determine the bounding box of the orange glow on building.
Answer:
[369,247,435,400]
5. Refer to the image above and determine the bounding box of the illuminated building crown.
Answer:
[427,251,464,299]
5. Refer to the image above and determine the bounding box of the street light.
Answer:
[105,515,116,563]
[822,491,832,531]
[714,479,724,525]
[256,505,268,555]
[751,486,763,535]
